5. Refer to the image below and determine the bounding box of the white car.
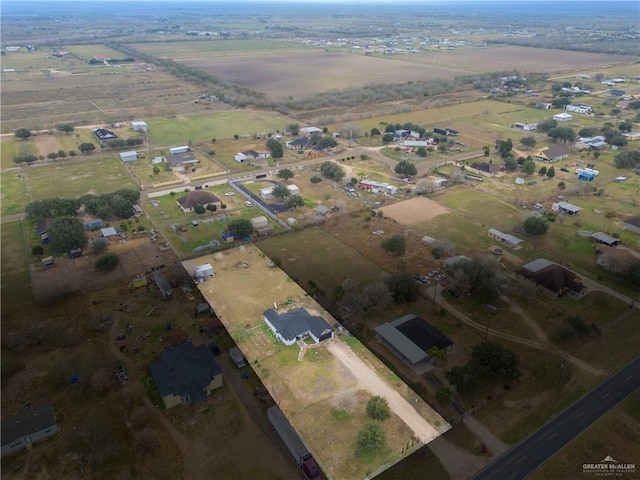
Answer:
[245,201,253,207]
[372,230,384,235]
[435,274,446,281]
[224,191,235,196]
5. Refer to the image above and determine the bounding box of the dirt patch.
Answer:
[377,197,450,225]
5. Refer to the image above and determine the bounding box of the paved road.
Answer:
[471,356,640,480]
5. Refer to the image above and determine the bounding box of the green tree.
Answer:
[285,195,304,208]
[366,396,391,421]
[277,168,294,182]
[357,423,386,454]
[47,152,58,160]
[449,256,503,302]
[416,146,427,157]
[370,127,381,136]
[32,245,44,256]
[79,142,96,154]
[547,127,576,143]
[386,273,419,303]
[267,138,284,159]
[523,216,549,235]
[14,128,31,140]
[206,203,217,212]
[382,133,394,144]
[91,238,109,254]
[95,253,120,272]
[558,181,566,190]
[614,150,640,169]
[381,235,406,256]
[446,364,481,393]
[319,162,345,181]
[546,165,556,178]
[193,204,205,214]
[427,347,447,362]
[519,136,536,149]
[394,160,417,176]
[503,155,518,171]
[287,123,300,135]
[58,123,75,133]
[522,159,536,175]
[435,387,452,406]
[57,150,67,159]
[310,176,322,184]
[227,219,254,238]
[538,165,547,176]
[482,145,491,157]
[537,119,558,132]
[496,138,513,158]
[471,341,521,380]
[48,216,87,253]
[111,195,134,219]
[272,184,291,199]
[26,197,78,219]
[69,150,77,157]
[153,166,160,175]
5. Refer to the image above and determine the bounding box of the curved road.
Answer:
[471,356,640,480]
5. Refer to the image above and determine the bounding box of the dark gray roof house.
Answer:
[1,404,58,457]
[263,308,334,346]
[149,342,223,409]
[375,314,454,374]
[516,258,586,298]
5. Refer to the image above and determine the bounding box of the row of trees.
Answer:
[26,189,140,221]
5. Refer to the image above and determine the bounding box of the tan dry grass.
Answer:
[377,197,450,225]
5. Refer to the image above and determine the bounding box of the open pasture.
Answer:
[0,62,205,133]
[404,46,630,73]
[131,39,304,58]
[0,221,32,307]
[176,51,471,99]
[65,44,127,60]
[25,156,137,200]
[147,109,295,145]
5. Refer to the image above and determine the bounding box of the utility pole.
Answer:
[556,360,566,389]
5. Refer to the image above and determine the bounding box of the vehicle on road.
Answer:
[268,406,322,480]
[229,346,246,368]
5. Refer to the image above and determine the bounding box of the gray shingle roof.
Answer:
[149,342,221,403]
[263,308,333,342]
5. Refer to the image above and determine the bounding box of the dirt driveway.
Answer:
[326,340,443,444]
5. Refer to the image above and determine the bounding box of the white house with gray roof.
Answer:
[263,308,334,346]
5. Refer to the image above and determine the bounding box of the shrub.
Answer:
[357,422,386,453]
[366,396,390,421]
[32,245,44,256]
[95,253,119,271]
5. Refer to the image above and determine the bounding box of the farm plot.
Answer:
[183,245,449,480]
[131,39,304,58]
[177,52,471,99]
[25,156,137,200]
[377,197,450,225]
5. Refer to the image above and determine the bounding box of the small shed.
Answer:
[316,205,331,216]
[286,184,300,195]
[194,264,215,280]
[101,227,118,238]
[591,232,621,247]
[119,151,138,162]
[154,271,173,299]
[42,256,54,269]
[221,231,235,243]
[151,156,164,164]
[69,248,82,259]
[250,216,269,229]
[131,121,148,132]
[421,235,437,246]
[84,219,103,231]
[260,187,274,199]
[553,112,573,122]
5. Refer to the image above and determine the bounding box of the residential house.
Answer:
[488,228,523,249]
[514,122,538,131]
[1,404,58,457]
[234,150,270,163]
[176,190,221,213]
[131,121,148,132]
[92,127,117,141]
[535,145,569,163]
[359,179,398,194]
[575,136,607,150]
[285,138,309,150]
[622,132,640,142]
[119,151,138,162]
[316,205,331,216]
[259,186,274,199]
[263,308,334,346]
[374,314,454,375]
[564,104,593,114]
[553,112,573,122]
[149,342,223,409]
[164,151,199,173]
[516,258,586,298]
[402,140,428,148]
[536,102,552,110]
[624,216,640,234]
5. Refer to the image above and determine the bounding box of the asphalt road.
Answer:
[472,356,640,480]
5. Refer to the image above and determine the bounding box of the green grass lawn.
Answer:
[1,221,32,307]
[1,167,28,217]
[257,227,387,294]
[26,156,137,200]
[147,110,296,145]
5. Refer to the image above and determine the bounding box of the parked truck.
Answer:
[229,346,246,368]
[267,406,321,480]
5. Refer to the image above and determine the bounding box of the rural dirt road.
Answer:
[326,340,443,443]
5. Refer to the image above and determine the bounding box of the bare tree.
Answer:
[449,169,466,184]
[414,178,438,195]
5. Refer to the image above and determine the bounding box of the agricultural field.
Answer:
[131,39,305,58]
[183,245,450,480]
[0,221,32,307]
